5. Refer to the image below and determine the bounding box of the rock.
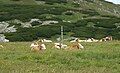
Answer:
[0,34,9,42]
[30,19,42,23]
[4,25,17,33]
[21,22,32,28]
[42,21,58,25]
[0,22,17,33]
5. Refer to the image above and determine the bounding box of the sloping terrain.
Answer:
[0,0,120,41]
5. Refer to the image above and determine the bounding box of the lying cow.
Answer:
[70,38,80,42]
[68,42,84,50]
[38,39,52,43]
[43,39,52,42]
[54,43,67,49]
[30,42,46,52]
[101,36,113,42]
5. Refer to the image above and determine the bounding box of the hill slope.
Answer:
[0,0,120,41]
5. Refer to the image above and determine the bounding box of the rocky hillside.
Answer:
[0,0,120,41]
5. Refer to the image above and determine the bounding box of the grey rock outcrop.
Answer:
[0,22,17,33]
[0,34,9,42]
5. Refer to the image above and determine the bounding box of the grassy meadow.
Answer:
[0,41,120,73]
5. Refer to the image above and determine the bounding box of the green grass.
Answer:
[0,41,120,73]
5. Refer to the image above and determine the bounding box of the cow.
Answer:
[30,42,46,52]
[54,43,67,49]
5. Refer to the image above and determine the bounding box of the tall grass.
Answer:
[0,41,120,73]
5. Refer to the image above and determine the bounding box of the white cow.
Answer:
[30,42,46,51]
[70,38,87,43]
[79,40,86,42]
[30,43,38,48]
[70,38,79,42]
[30,43,39,51]
[85,38,93,42]
[69,42,84,49]
[100,36,113,42]
[91,38,99,42]
[54,43,67,49]
[43,39,52,42]
[54,43,61,49]
[78,43,84,49]
[70,38,99,43]
[40,44,46,50]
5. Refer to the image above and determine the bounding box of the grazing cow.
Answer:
[0,45,3,48]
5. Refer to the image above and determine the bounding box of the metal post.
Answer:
[60,26,63,49]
